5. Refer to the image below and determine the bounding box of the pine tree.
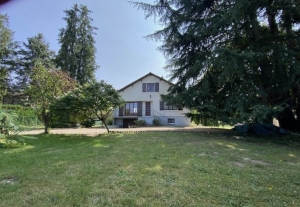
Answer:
[133,0,300,131]
[0,14,17,102]
[14,33,55,91]
[56,4,98,85]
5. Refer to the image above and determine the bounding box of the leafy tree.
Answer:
[0,14,17,102]
[51,81,125,133]
[133,0,300,131]
[26,63,77,134]
[56,4,98,85]
[14,33,55,92]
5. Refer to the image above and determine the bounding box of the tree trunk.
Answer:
[42,108,50,134]
[44,124,49,134]
[102,118,110,133]
[44,116,50,134]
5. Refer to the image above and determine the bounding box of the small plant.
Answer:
[134,120,147,126]
[0,112,18,136]
[0,110,36,148]
[152,118,161,126]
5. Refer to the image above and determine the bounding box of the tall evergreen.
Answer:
[133,0,300,131]
[0,14,17,102]
[56,4,98,85]
[15,33,56,91]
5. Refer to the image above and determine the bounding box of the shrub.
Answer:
[134,120,147,126]
[0,111,18,137]
[1,104,23,110]
[0,110,36,148]
[81,119,95,128]
[153,118,161,126]
[50,121,73,128]
[1,104,41,126]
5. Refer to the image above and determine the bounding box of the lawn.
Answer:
[1,132,300,207]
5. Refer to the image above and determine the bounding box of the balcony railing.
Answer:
[113,109,171,126]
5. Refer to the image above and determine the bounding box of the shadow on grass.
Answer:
[225,131,300,147]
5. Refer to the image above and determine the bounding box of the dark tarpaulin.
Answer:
[232,123,288,136]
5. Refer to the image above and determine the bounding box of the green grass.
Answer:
[1,132,300,207]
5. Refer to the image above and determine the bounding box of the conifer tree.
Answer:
[14,33,56,91]
[133,0,300,131]
[0,14,17,102]
[56,4,98,85]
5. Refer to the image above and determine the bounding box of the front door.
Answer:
[145,102,151,116]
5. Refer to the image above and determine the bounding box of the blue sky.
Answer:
[0,0,167,89]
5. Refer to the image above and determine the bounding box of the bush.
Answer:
[81,119,95,128]
[134,120,147,126]
[1,104,41,126]
[50,121,73,128]
[153,118,161,126]
[201,118,219,126]
[1,104,23,110]
[0,110,36,148]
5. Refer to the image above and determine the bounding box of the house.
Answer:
[113,72,191,128]
[3,93,29,105]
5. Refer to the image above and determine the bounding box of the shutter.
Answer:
[160,101,164,110]
[119,106,123,117]
[155,82,159,92]
[137,101,142,116]
[142,83,146,92]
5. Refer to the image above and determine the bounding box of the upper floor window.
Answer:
[142,82,159,92]
[147,83,155,92]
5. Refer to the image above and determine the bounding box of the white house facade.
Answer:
[113,72,191,128]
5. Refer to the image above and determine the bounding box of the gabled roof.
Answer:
[118,72,173,92]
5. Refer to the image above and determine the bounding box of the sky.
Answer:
[0,0,168,89]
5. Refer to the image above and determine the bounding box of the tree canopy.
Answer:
[0,14,16,102]
[56,4,98,85]
[133,0,300,131]
[51,81,125,133]
[14,33,56,92]
[26,63,77,134]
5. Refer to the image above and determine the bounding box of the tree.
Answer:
[14,33,55,92]
[51,81,125,133]
[56,4,98,85]
[0,14,17,103]
[133,0,300,131]
[26,63,77,134]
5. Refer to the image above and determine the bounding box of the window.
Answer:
[124,102,142,116]
[160,101,182,111]
[168,118,175,124]
[147,83,155,92]
[164,104,178,110]
[142,82,159,92]
[125,102,137,116]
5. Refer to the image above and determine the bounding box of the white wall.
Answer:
[114,74,191,127]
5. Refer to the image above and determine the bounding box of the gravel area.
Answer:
[20,126,231,136]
